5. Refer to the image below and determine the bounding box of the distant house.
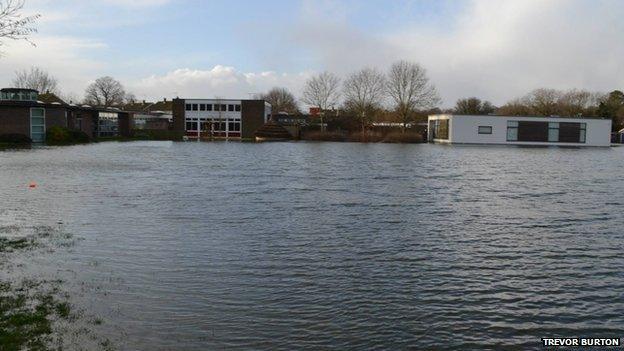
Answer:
[272,113,311,126]
[123,99,173,130]
[428,114,612,147]
[0,88,133,142]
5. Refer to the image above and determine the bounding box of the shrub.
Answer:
[46,126,90,145]
[70,129,90,143]
[302,131,346,141]
[347,131,385,142]
[0,134,32,144]
[382,131,424,143]
[130,129,184,141]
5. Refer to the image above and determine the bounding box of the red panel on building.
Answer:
[309,107,320,116]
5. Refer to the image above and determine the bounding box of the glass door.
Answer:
[30,108,45,142]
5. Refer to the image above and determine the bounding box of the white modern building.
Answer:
[428,114,612,147]
[173,98,271,139]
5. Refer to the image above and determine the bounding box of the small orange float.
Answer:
[28,182,37,188]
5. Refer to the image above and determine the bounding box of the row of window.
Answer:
[1,91,38,101]
[185,103,241,112]
[506,121,586,143]
[186,121,241,132]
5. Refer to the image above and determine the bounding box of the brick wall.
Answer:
[172,98,185,133]
[241,100,267,139]
[0,106,30,136]
[0,105,68,137]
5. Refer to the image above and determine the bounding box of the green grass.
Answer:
[0,237,37,252]
[0,281,65,350]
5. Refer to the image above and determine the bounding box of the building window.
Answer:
[235,104,241,112]
[200,121,211,131]
[98,112,119,137]
[221,104,226,112]
[206,104,213,111]
[507,121,518,141]
[213,120,226,132]
[186,121,198,131]
[200,104,206,111]
[228,121,241,131]
[580,123,586,143]
[97,112,119,137]
[185,104,192,111]
[228,104,234,111]
[192,104,198,111]
[478,126,492,134]
[432,119,449,139]
[30,108,45,142]
[548,122,559,142]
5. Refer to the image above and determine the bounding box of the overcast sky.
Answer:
[1,0,623,107]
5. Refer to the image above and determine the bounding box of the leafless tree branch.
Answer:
[12,66,59,93]
[386,60,440,131]
[0,0,40,52]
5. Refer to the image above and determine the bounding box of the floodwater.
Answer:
[1,141,624,350]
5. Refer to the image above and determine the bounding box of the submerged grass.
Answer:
[0,279,71,350]
[0,226,114,350]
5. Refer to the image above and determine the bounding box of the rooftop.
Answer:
[429,114,609,120]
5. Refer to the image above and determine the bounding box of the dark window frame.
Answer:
[235,104,241,112]
[478,126,492,135]
[192,104,198,111]
[507,120,587,143]
[186,121,198,131]
[185,104,192,111]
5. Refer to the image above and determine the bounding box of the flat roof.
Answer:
[1,88,38,93]
[0,100,130,114]
[429,114,609,120]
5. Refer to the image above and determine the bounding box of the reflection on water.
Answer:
[1,141,624,350]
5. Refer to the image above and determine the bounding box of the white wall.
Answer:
[429,115,612,147]
[184,99,242,120]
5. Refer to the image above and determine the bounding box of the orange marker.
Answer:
[28,182,37,188]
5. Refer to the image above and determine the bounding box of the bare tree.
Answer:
[124,92,137,104]
[557,89,596,117]
[301,71,341,132]
[0,0,40,52]
[386,60,440,131]
[84,76,126,106]
[258,87,299,116]
[527,88,561,116]
[454,97,495,115]
[12,66,59,94]
[343,67,386,135]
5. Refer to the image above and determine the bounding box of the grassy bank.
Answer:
[301,130,425,143]
[0,226,113,350]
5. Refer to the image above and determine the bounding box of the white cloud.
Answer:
[101,0,171,8]
[130,66,312,101]
[287,0,624,107]
[0,34,107,95]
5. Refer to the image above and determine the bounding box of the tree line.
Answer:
[9,64,624,132]
[259,61,440,133]
[454,89,624,131]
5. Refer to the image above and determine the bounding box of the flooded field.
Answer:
[1,141,624,350]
